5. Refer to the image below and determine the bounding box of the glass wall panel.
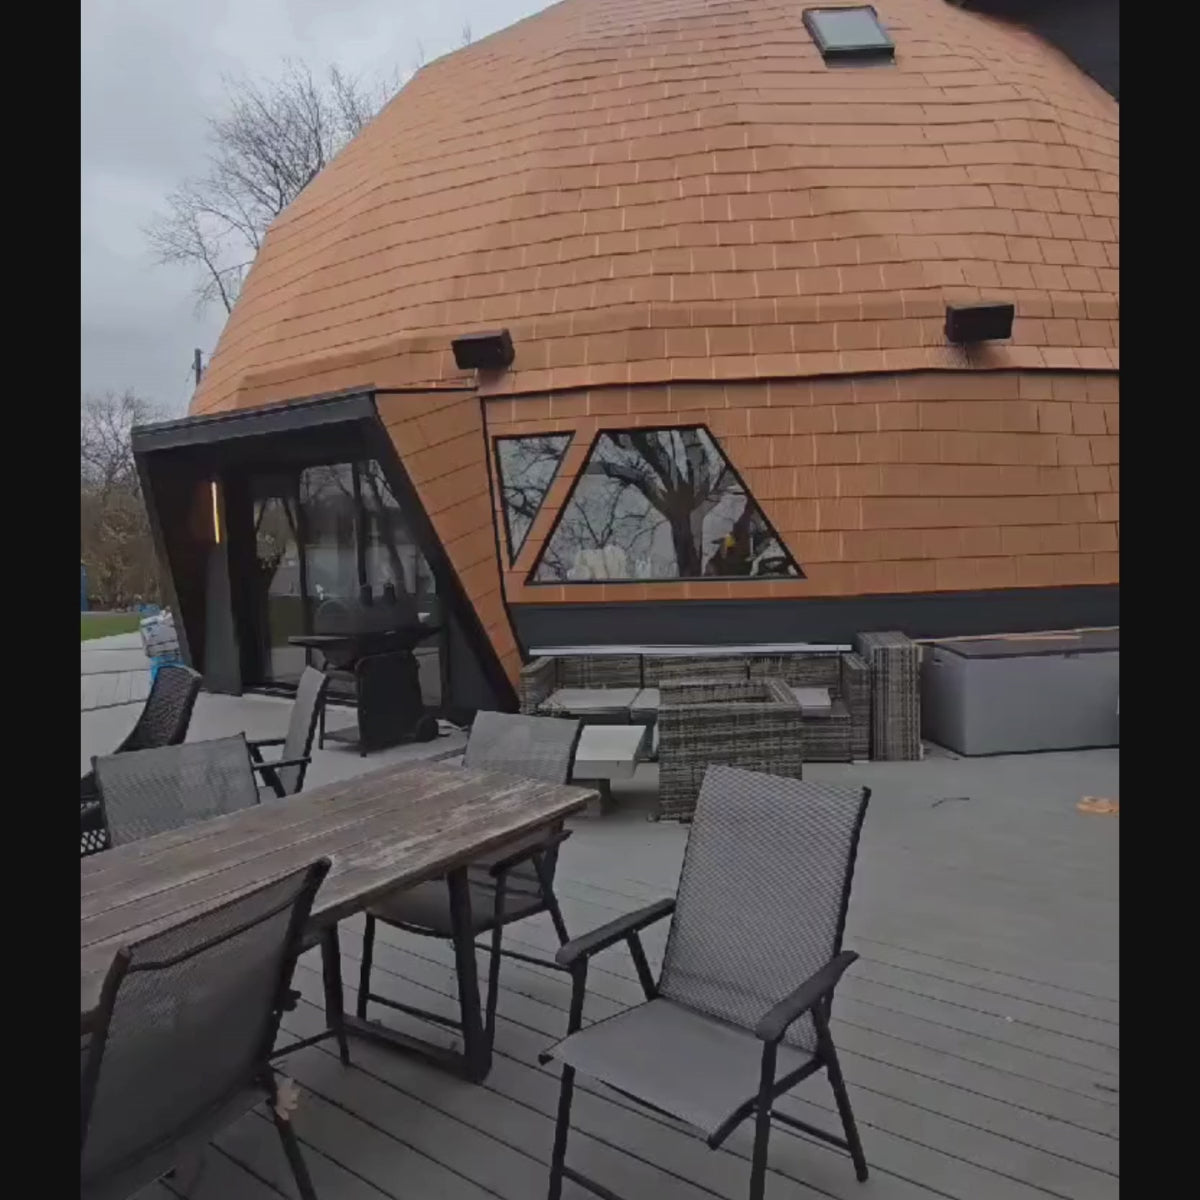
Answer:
[246,459,442,702]
[531,427,802,583]
[494,434,572,562]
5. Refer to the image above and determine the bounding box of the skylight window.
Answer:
[803,6,896,63]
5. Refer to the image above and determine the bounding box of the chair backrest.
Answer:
[464,710,581,784]
[95,736,260,847]
[118,663,202,755]
[81,859,329,1199]
[277,667,330,796]
[657,764,870,1052]
[463,711,582,887]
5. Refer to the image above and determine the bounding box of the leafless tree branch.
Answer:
[81,391,164,606]
[145,61,395,316]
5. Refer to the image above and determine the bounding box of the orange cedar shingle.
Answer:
[487,370,1117,604]
[191,0,1116,414]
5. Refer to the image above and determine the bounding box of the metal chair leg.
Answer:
[273,1109,319,1200]
[544,887,570,945]
[547,1064,575,1200]
[531,853,570,945]
[748,1043,777,1200]
[356,914,375,1021]
[484,921,504,1049]
[817,1010,868,1182]
[485,876,507,1050]
[320,927,351,1067]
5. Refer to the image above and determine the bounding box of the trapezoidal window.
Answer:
[493,433,573,564]
[529,426,804,583]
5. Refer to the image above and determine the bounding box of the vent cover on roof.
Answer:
[803,6,896,63]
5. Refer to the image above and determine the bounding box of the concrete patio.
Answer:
[81,654,1118,1200]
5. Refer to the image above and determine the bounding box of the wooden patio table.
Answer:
[80,759,596,1082]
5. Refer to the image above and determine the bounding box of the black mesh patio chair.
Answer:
[90,735,352,1068]
[358,710,582,1055]
[80,663,202,855]
[81,858,330,1200]
[93,736,261,846]
[248,666,329,799]
[540,764,872,1200]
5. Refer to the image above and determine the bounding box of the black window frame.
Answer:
[525,424,805,587]
[491,432,575,566]
[802,5,896,63]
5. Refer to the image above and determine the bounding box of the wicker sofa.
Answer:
[657,677,804,820]
[519,650,870,763]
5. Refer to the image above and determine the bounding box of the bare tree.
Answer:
[496,435,571,553]
[146,62,394,315]
[81,391,163,607]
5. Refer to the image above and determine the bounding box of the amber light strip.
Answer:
[211,481,222,544]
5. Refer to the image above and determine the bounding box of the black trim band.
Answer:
[510,585,1119,649]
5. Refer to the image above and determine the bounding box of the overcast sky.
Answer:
[81,0,554,416]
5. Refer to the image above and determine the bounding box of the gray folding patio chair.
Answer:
[357,710,583,1058]
[248,666,330,799]
[80,663,202,855]
[90,735,352,1067]
[81,858,330,1200]
[540,764,872,1200]
[93,736,260,846]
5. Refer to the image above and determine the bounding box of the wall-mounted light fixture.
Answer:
[210,481,222,545]
[944,302,1015,344]
[451,328,515,371]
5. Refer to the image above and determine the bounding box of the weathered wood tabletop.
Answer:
[80,759,596,1028]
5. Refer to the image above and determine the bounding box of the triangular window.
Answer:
[529,426,803,583]
[494,434,573,564]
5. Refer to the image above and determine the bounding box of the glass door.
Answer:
[359,459,442,707]
[243,460,444,705]
[250,475,309,687]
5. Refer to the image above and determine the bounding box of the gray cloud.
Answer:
[82,0,552,415]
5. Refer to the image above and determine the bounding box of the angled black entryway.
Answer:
[132,390,516,720]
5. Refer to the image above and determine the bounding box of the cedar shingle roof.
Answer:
[192,0,1118,416]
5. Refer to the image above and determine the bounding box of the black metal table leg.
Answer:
[338,869,492,1082]
[447,865,491,1081]
[320,926,351,1066]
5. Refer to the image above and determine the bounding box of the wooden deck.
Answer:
[140,748,1119,1200]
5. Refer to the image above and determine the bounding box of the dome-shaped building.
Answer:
[136,0,1117,712]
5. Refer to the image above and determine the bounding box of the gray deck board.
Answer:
[319,924,1116,1199]
[86,748,1117,1199]
[338,906,1119,1137]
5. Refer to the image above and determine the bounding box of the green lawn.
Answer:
[81,612,143,641]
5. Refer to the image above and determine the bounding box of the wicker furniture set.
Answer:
[520,650,869,755]
[658,677,805,820]
[520,637,919,820]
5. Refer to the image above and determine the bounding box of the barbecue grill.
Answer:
[291,585,441,754]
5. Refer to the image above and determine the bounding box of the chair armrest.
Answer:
[247,737,288,749]
[249,755,310,775]
[555,898,675,968]
[487,828,572,877]
[754,950,858,1043]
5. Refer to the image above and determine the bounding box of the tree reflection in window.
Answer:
[530,427,803,582]
[494,434,573,563]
